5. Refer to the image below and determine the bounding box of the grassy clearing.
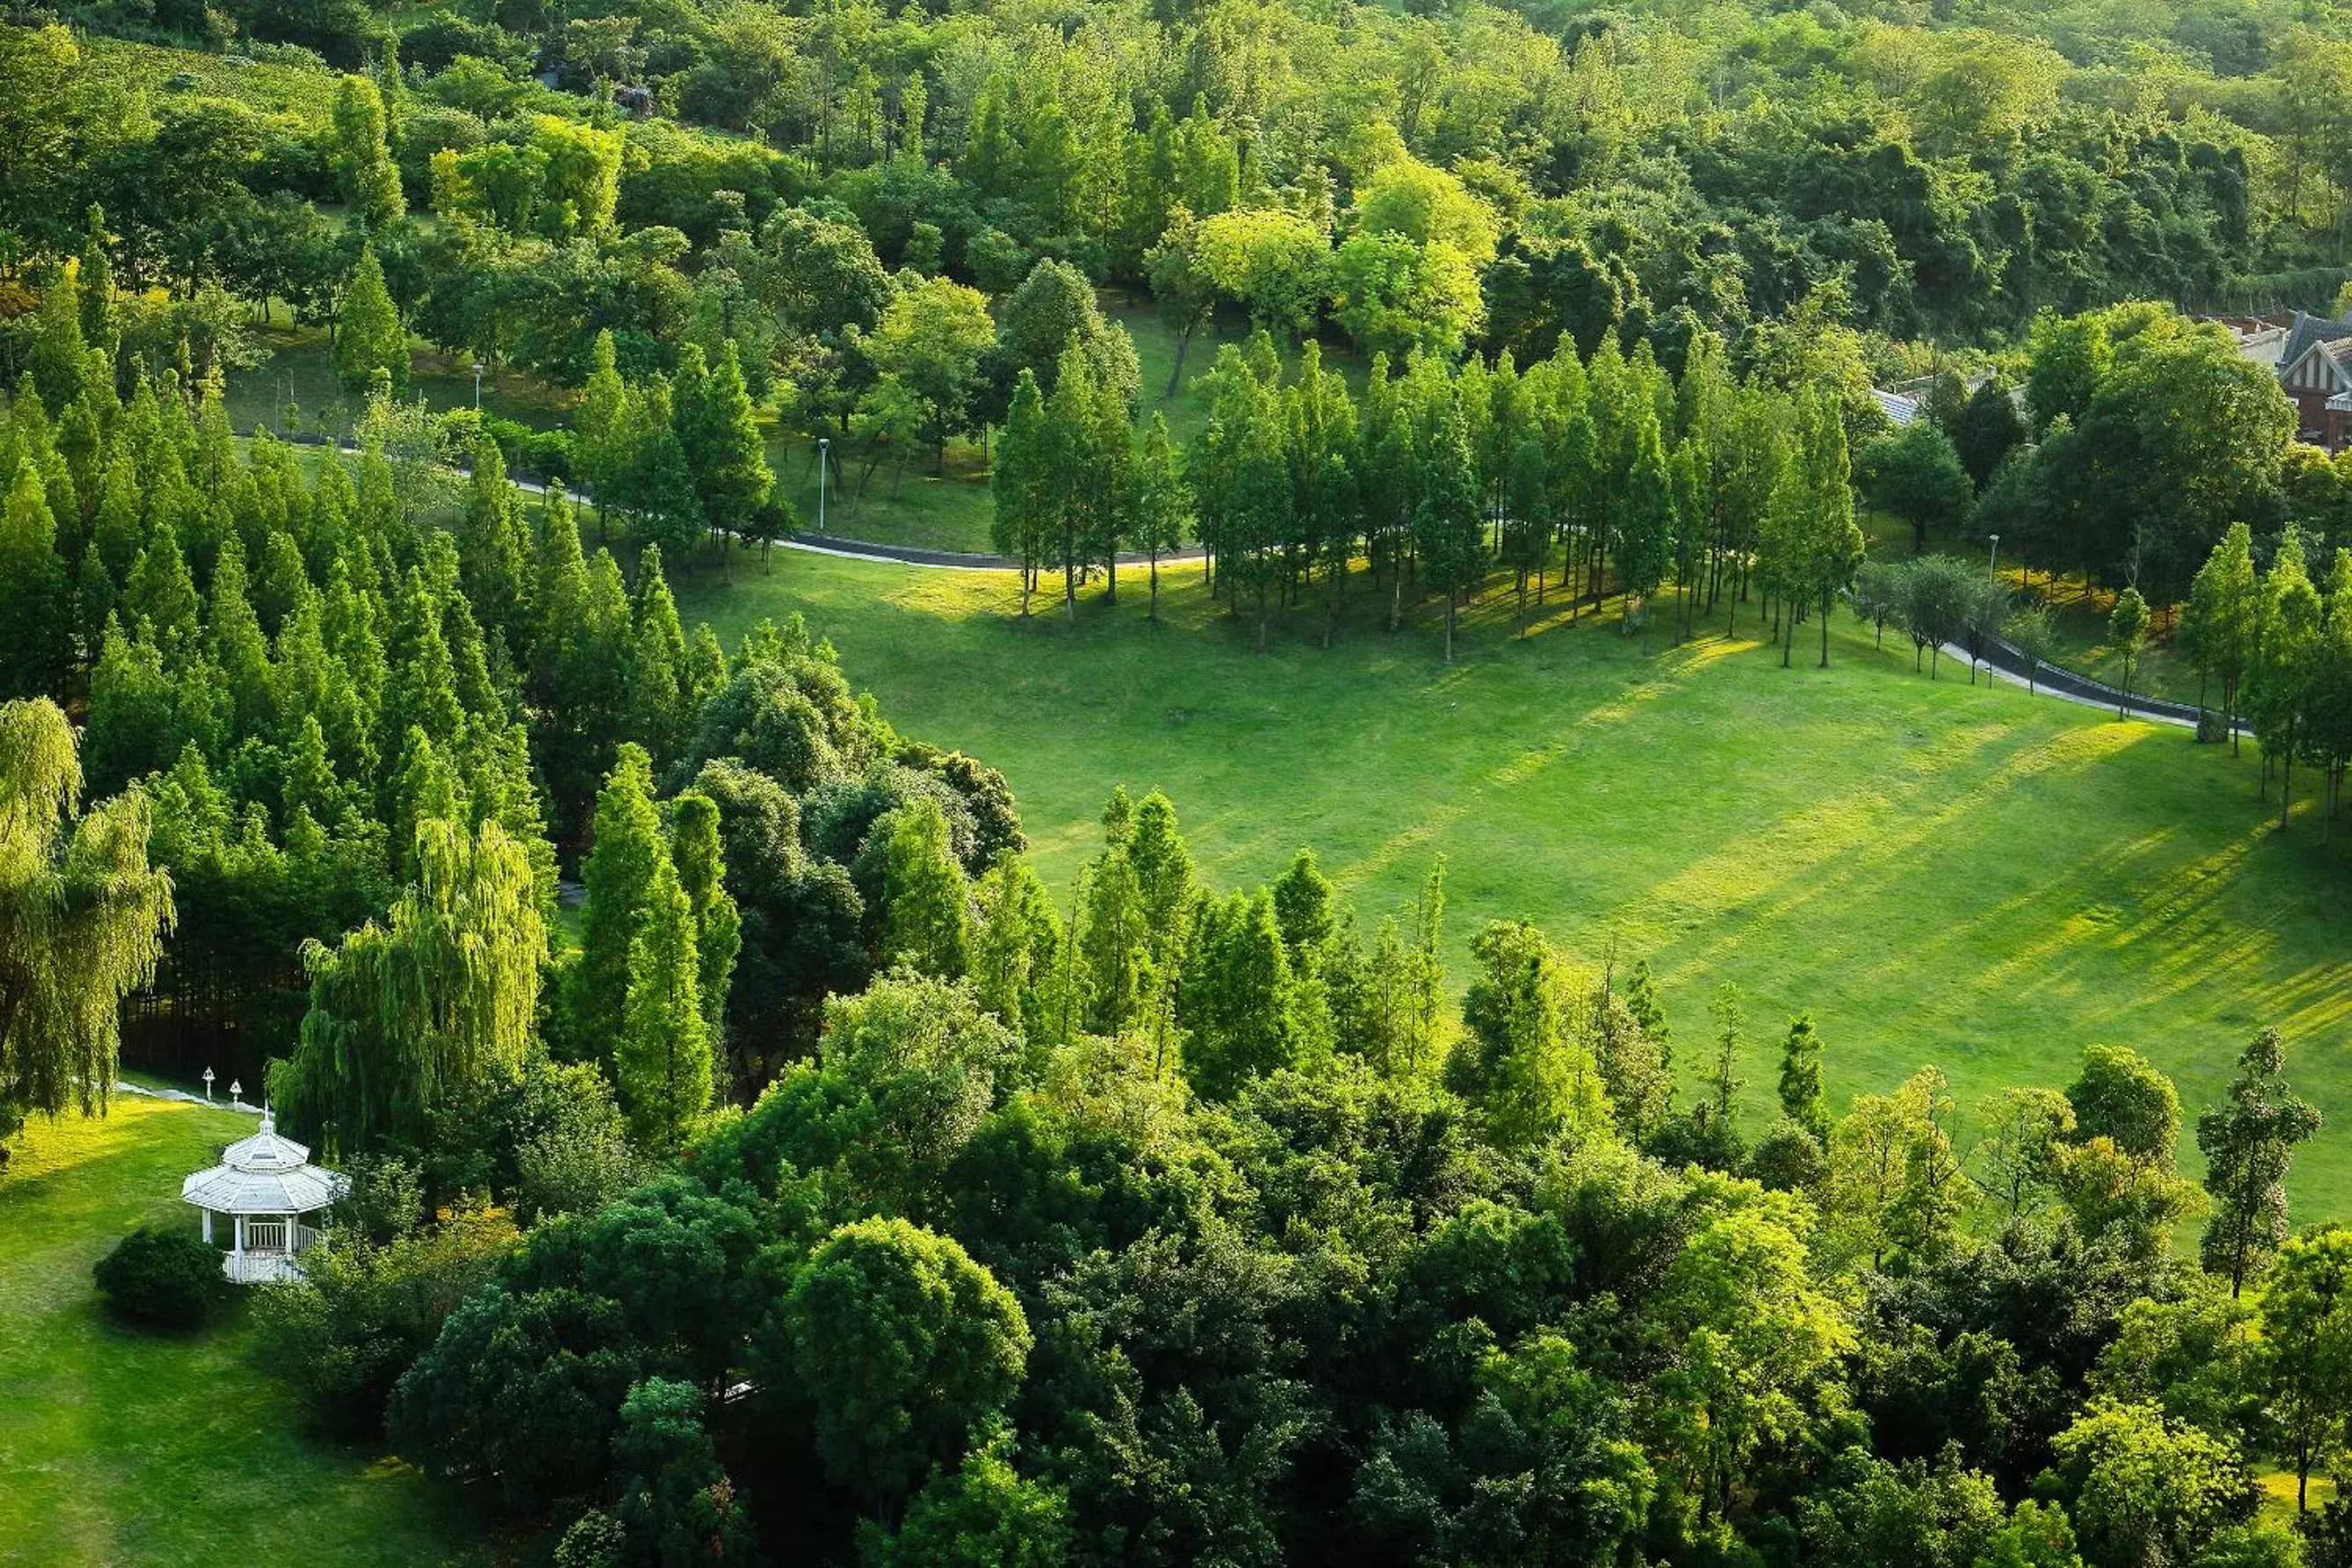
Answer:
[0,1096,514,1568]
[83,36,342,120]
[676,553,2352,1217]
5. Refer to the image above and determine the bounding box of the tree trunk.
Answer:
[1149,553,1159,623]
[1445,594,1456,663]
[1167,317,1196,399]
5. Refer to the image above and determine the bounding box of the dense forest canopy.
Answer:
[9,0,2352,396]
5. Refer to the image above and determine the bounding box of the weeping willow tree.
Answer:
[272,817,545,1158]
[0,700,176,1150]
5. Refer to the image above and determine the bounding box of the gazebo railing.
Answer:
[245,1218,289,1251]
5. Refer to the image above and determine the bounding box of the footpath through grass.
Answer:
[680,553,2352,1217]
[0,1096,510,1568]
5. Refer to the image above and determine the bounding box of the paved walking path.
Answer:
[113,1080,263,1113]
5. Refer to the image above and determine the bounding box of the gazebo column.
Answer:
[233,1214,245,1269]
[201,1209,212,1244]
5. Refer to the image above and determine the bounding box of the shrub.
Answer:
[252,1208,518,1437]
[93,1226,221,1329]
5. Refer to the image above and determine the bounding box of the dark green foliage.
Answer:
[612,1378,757,1567]
[1859,421,1974,553]
[765,1216,1030,1507]
[2067,1045,2182,1167]
[93,1225,220,1330]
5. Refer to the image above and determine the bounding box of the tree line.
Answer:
[994,320,1868,666]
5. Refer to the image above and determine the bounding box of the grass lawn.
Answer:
[0,1096,515,1568]
[676,552,2352,1217]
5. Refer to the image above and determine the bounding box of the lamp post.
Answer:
[471,362,486,411]
[201,1067,214,1102]
[1988,533,2001,580]
[817,436,829,535]
[229,1079,243,1109]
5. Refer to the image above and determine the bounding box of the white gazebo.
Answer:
[180,1112,347,1284]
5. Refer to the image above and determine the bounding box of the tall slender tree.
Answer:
[1415,402,1485,663]
[2197,1027,2321,1295]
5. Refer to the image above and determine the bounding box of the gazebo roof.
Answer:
[180,1114,347,1215]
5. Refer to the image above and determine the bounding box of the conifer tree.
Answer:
[1801,396,1864,668]
[1047,346,1099,622]
[668,791,740,1050]
[1181,888,1299,1099]
[1615,410,1675,631]
[206,543,274,733]
[379,574,464,764]
[578,331,630,527]
[2109,588,2151,717]
[1503,434,1550,628]
[573,744,668,1061]
[1415,402,1486,662]
[630,376,704,558]
[79,207,115,366]
[617,851,713,1151]
[121,525,201,662]
[2249,530,2321,825]
[0,462,69,700]
[332,75,405,230]
[457,434,530,651]
[683,624,728,718]
[878,797,971,979]
[32,260,88,413]
[1086,363,1133,602]
[1669,437,1711,640]
[970,850,1062,1041]
[991,370,1050,616]
[1129,414,1189,623]
[1079,844,1149,1035]
[684,342,772,553]
[2181,523,2258,751]
[1270,848,1336,965]
[1705,981,1746,1136]
[391,726,465,877]
[1779,1012,1828,1143]
[1447,919,1609,1150]
[336,246,406,397]
[625,546,690,767]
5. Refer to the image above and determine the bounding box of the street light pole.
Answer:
[471,362,486,411]
[817,436,829,535]
[1988,533,2001,580]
